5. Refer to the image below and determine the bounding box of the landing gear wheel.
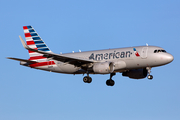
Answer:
[146,67,153,80]
[83,76,88,83]
[83,76,92,83]
[88,77,92,83]
[148,75,153,80]
[106,79,115,86]
[106,73,116,86]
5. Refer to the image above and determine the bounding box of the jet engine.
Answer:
[93,62,114,74]
[122,68,147,79]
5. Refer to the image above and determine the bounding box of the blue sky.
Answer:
[1,0,180,120]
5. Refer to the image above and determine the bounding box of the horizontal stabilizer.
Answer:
[7,57,38,63]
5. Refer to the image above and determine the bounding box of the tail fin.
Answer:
[23,26,51,61]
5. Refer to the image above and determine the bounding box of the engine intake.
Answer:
[93,62,114,74]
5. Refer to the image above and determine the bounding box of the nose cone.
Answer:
[165,53,174,63]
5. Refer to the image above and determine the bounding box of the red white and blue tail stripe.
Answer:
[23,26,51,61]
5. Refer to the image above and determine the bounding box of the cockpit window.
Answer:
[161,50,166,52]
[154,49,167,53]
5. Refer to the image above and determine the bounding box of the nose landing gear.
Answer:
[148,75,153,79]
[146,67,153,80]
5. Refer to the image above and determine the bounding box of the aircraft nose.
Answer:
[165,54,174,63]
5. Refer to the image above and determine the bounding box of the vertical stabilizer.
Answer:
[23,26,51,61]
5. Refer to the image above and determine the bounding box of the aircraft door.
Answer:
[141,47,148,59]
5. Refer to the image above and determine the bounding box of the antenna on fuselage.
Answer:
[146,43,148,46]
[79,50,81,52]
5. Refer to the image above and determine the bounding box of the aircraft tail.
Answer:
[23,26,51,61]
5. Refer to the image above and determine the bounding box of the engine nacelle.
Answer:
[93,62,114,74]
[122,68,147,79]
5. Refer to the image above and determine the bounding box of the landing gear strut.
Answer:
[146,67,153,80]
[106,73,116,86]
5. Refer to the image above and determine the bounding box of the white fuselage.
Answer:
[26,46,173,74]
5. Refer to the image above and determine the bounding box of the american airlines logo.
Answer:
[89,51,132,60]
[133,48,140,57]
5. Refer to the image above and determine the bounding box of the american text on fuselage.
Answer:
[89,51,132,60]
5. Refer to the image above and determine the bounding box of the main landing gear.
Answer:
[106,73,116,86]
[146,67,153,80]
[83,74,92,83]
[83,73,116,86]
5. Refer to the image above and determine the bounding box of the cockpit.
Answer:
[154,49,166,53]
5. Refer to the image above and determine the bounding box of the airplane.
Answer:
[7,26,174,86]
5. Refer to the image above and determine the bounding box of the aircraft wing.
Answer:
[19,36,95,66]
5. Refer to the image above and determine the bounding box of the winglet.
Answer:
[19,35,29,49]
